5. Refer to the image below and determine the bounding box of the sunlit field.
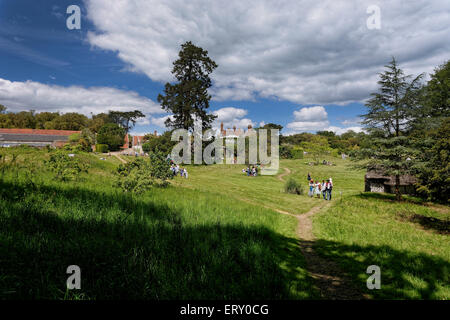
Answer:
[0,147,448,299]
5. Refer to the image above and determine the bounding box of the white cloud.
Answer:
[150,115,174,128]
[287,106,329,132]
[213,107,247,122]
[286,106,363,134]
[287,120,330,132]
[212,107,253,130]
[340,118,362,126]
[0,77,162,116]
[85,0,450,105]
[147,107,254,131]
[326,126,363,135]
[293,106,328,122]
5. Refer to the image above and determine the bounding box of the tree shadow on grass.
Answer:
[357,192,426,204]
[313,239,450,299]
[0,180,316,300]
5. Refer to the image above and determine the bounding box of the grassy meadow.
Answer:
[0,147,448,299]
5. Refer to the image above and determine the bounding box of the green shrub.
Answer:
[45,151,89,181]
[142,142,151,153]
[68,133,81,143]
[291,147,304,159]
[284,177,303,195]
[96,144,109,153]
[280,144,293,159]
[116,150,173,193]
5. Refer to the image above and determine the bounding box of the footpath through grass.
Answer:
[175,157,449,299]
[1,148,448,299]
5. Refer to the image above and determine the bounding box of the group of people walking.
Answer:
[243,166,259,177]
[170,164,188,179]
[307,172,333,200]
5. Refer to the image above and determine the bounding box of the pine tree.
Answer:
[158,41,218,132]
[360,58,423,200]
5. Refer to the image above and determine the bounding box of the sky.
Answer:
[0,0,448,136]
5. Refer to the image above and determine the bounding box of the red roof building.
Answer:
[0,128,80,148]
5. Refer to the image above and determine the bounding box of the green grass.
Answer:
[313,194,449,299]
[0,148,317,299]
[0,147,448,299]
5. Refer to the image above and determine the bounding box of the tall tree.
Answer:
[108,110,145,133]
[359,58,423,200]
[410,60,450,202]
[158,41,218,132]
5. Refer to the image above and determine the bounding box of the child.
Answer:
[316,181,322,198]
[314,181,320,198]
[309,180,314,197]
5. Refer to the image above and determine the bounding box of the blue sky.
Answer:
[0,0,448,135]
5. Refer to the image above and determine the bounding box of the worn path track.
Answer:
[274,167,368,299]
[112,153,127,164]
[277,167,291,182]
[294,202,369,299]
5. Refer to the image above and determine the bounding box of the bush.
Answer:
[291,147,304,159]
[280,144,293,159]
[116,150,173,193]
[96,144,109,153]
[284,177,303,195]
[68,133,81,143]
[45,151,89,181]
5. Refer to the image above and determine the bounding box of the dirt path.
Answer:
[273,167,368,299]
[177,166,368,299]
[277,167,291,182]
[112,153,127,164]
[295,202,369,299]
[236,188,369,298]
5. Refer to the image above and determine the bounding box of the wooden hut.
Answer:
[364,170,418,194]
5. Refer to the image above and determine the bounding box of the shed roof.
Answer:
[365,170,417,186]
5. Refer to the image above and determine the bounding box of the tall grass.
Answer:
[313,194,449,299]
[0,148,317,299]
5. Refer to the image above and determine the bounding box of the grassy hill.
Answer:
[0,147,448,299]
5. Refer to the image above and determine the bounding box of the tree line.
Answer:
[0,107,144,134]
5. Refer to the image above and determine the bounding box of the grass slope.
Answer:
[0,148,317,299]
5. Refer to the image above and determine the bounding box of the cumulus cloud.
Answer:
[0,77,162,116]
[212,107,253,130]
[341,118,362,126]
[149,115,174,128]
[287,106,330,132]
[326,126,363,135]
[286,106,362,134]
[85,0,450,105]
[146,107,254,131]
[293,106,328,122]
